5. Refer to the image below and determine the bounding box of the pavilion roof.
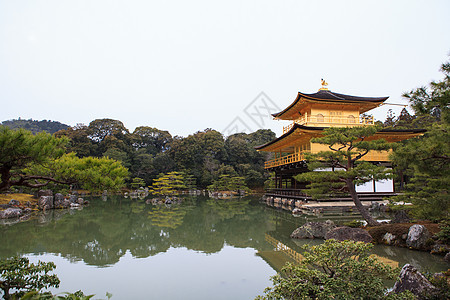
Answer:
[272,90,389,119]
[255,123,426,152]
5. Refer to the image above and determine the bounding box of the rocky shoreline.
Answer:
[0,190,89,223]
[290,220,449,261]
[290,220,450,299]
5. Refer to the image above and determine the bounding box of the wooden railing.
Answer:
[283,114,374,133]
[265,150,391,169]
[264,152,307,169]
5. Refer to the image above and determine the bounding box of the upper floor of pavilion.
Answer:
[274,81,388,133]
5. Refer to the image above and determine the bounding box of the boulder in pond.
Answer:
[0,208,23,219]
[291,220,336,239]
[382,232,396,245]
[444,252,450,263]
[8,199,20,206]
[391,264,438,299]
[54,193,65,208]
[38,196,54,210]
[406,224,431,249]
[325,226,373,243]
[38,189,53,197]
[69,195,78,203]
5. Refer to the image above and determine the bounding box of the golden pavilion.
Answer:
[256,81,424,199]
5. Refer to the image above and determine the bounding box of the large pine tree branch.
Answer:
[11,175,76,187]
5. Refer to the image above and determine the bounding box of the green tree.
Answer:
[87,119,132,157]
[391,58,450,221]
[0,126,68,192]
[130,177,146,189]
[28,153,129,193]
[0,257,60,300]
[170,129,225,187]
[149,171,186,198]
[207,174,250,194]
[257,240,413,300]
[132,126,172,155]
[384,109,397,127]
[0,126,129,193]
[294,126,392,226]
[55,124,96,158]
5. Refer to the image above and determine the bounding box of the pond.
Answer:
[0,196,448,299]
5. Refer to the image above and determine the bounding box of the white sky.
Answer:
[1,0,449,137]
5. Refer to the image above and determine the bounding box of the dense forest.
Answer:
[45,121,275,189]
[0,106,435,192]
[1,118,276,190]
[1,118,70,134]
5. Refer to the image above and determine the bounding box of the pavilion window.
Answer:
[348,115,356,123]
[316,114,324,122]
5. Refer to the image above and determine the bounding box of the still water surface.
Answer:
[0,196,447,299]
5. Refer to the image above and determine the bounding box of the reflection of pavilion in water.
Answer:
[257,233,304,272]
[258,233,398,273]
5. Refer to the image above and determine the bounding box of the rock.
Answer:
[391,264,438,298]
[406,225,431,249]
[292,208,302,215]
[382,232,396,245]
[369,201,380,212]
[54,193,65,208]
[0,208,23,219]
[444,252,450,263]
[69,195,78,203]
[8,199,20,206]
[77,197,84,205]
[392,210,411,224]
[0,204,10,209]
[38,196,54,210]
[19,214,31,221]
[291,220,336,239]
[62,199,71,208]
[430,243,450,255]
[70,203,81,208]
[38,189,53,197]
[325,226,373,243]
[25,201,32,207]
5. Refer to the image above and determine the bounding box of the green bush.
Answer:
[256,240,414,300]
[0,257,60,300]
[436,220,450,244]
[343,220,364,228]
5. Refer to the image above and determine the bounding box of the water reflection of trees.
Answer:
[0,196,446,273]
[0,196,275,266]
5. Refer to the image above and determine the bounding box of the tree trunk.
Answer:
[346,179,379,226]
[0,166,12,192]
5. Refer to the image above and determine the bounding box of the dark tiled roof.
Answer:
[254,123,426,151]
[254,124,323,150]
[272,90,389,118]
[379,128,427,133]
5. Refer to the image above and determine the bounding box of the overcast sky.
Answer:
[1,0,449,137]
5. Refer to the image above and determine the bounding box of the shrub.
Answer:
[256,240,413,299]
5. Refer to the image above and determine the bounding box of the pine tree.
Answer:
[295,126,393,226]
